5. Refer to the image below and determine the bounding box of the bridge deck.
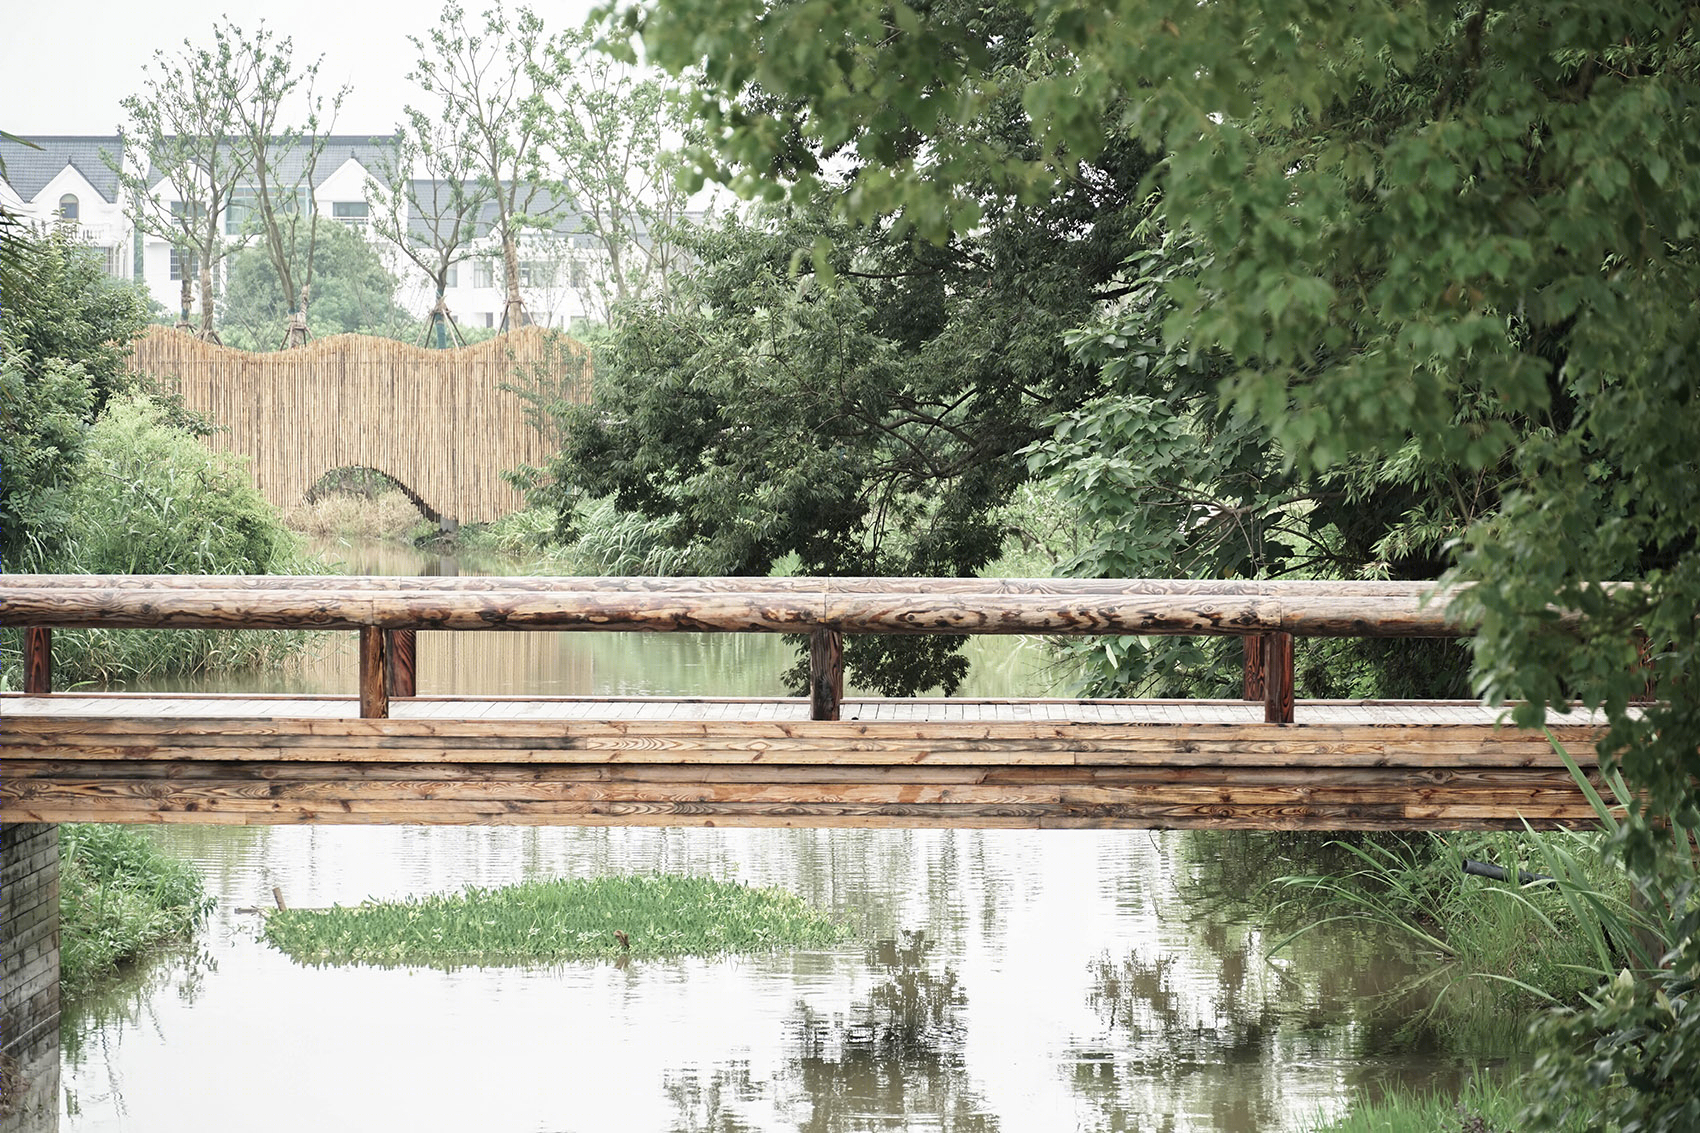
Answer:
[1,695,1612,831]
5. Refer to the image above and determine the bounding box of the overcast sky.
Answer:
[3,0,600,137]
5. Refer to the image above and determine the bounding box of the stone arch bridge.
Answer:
[132,326,588,524]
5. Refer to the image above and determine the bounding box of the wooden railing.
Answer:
[3,575,1472,723]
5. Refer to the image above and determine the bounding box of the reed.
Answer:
[262,874,850,967]
[59,824,214,1001]
[1304,1069,1593,1133]
[131,326,589,524]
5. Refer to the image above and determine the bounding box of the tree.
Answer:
[367,101,495,348]
[614,2,1700,1125]
[409,1,557,331]
[547,115,1150,691]
[0,226,150,567]
[112,31,254,342]
[223,18,347,347]
[221,217,414,348]
[532,24,700,320]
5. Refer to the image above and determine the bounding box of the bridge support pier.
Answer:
[2,823,60,1132]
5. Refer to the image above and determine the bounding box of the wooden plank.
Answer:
[1264,632,1294,724]
[24,628,51,695]
[1243,633,1265,701]
[385,628,417,698]
[810,628,844,721]
[0,795,1601,830]
[358,627,388,719]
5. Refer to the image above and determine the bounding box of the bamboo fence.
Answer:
[131,326,589,523]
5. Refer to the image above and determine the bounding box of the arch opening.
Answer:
[304,466,444,526]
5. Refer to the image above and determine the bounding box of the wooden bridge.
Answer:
[130,326,589,524]
[1,576,1613,831]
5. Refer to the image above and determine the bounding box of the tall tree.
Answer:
[367,106,495,347]
[112,31,254,342]
[409,1,555,331]
[533,24,699,320]
[223,18,346,347]
[614,2,1700,1126]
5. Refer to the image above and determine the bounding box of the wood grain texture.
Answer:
[0,699,1613,830]
[384,629,417,698]
[1243,634,1265,701]
[1263,632,1295,724]
[0,582,1474,636]
[358,628,388,719]
[810,629,844,721]
[24,628,51,695]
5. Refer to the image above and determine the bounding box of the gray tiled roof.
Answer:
[0,136,123,203]
[142,134,402,193]
[403,181,593,244]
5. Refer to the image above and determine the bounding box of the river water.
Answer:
[60,540,1476,1132]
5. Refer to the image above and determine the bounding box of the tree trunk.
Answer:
[177,268,193,330]
[197,251,221,344]
[283,283,311,348]
[501,234,526,331]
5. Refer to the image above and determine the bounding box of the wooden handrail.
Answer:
[0,577,1470,636]
[1,574,1479,724]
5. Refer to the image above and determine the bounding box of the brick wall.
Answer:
[2,823,60,1132]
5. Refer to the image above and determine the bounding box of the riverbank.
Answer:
[59,825,213,1002]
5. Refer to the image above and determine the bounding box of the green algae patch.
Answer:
[261,874,850,967]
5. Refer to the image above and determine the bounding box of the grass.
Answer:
[284,488,435,542]
[262,873,851,967]
[1271,828,1647,1050]
[59,824,214,1001]
[1305,1069,1594,1133]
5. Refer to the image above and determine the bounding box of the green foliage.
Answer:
[58,825,214,1001]
[262,873,849,966]
[1,227,151,568]
[609,7,1700,1113]
[221,219,416,348]
[545,172,1145,691]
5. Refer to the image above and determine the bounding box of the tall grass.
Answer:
[262,873,850,967]
[59,825,214,1001]
[1272,828,1643,1050]
[1304,1069,1593,1133]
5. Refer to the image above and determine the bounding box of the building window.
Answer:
[444,265,459,288]
[332,201,369,224]
[226,191,255,235]
[58,194,79,220]
[104,244,126,278]
[519,261,555,288]
[484,312,494,328]
[473,260,495,289]
[169,247,199,281]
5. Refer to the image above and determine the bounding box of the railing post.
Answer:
[24,628,52,695]
[359,627,390,719]
[1242,634,1266,700]
[809,629,844,721]
[1263,631,1294,724]
[385,629,417,698]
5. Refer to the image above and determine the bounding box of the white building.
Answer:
[1,134,616,333]
[0,136,132,278]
